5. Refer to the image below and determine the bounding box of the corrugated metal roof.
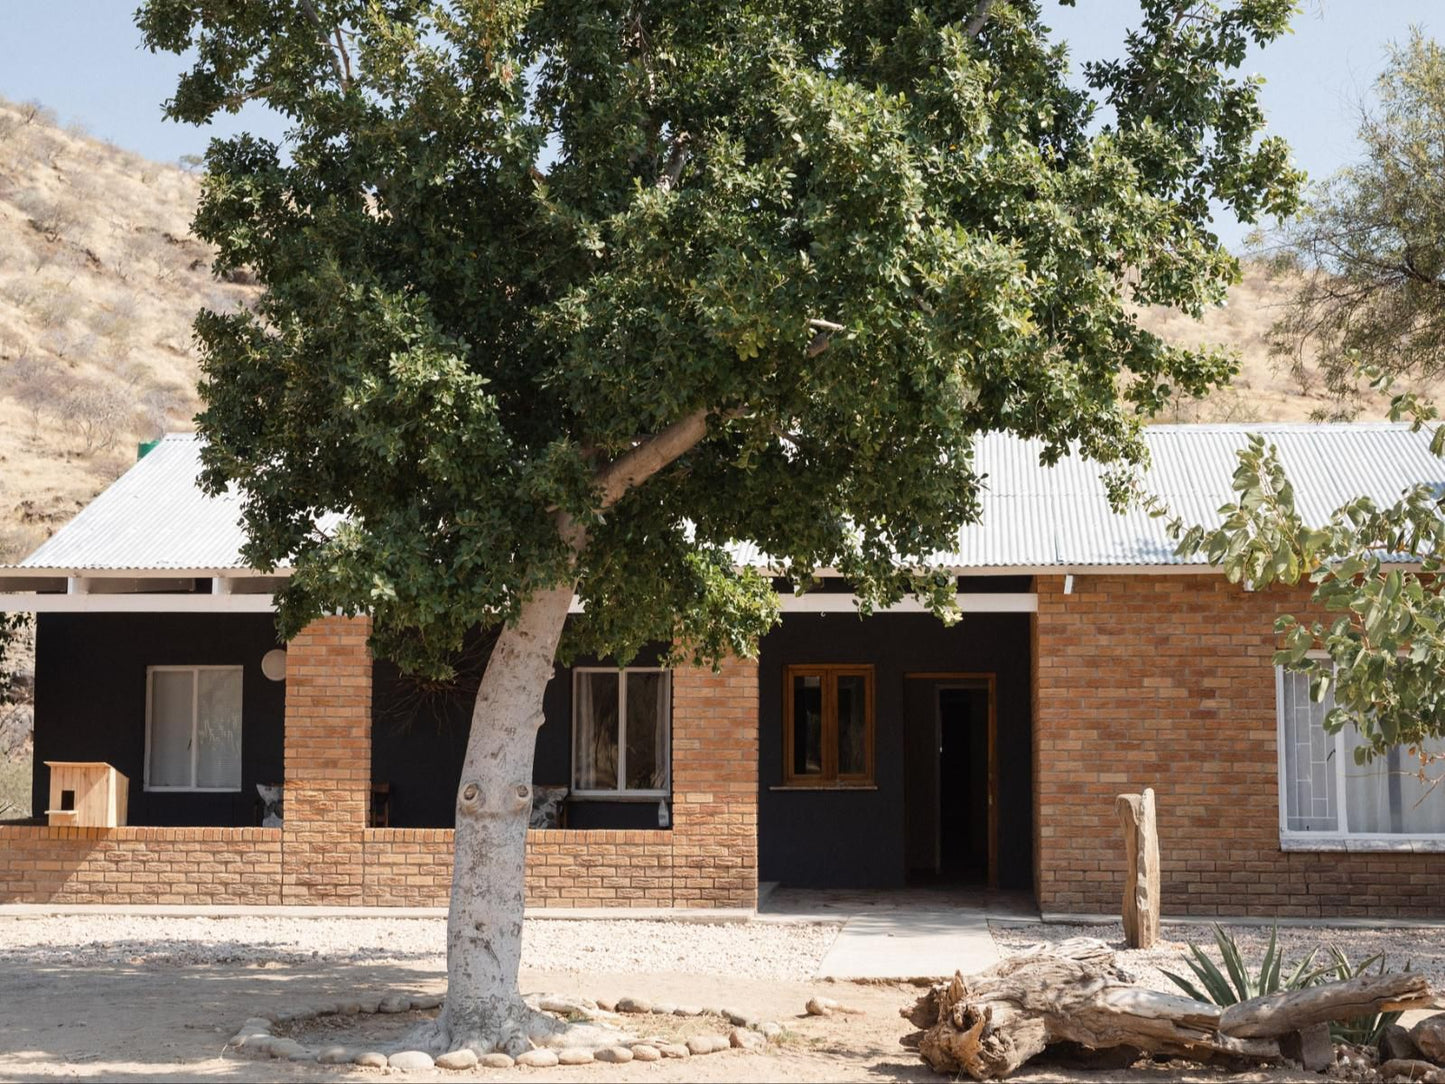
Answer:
[13,435,253,572]
[10,424,1445,574]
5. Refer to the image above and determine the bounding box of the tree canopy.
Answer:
[137,0,1303,678]
[1267,31,1445,407]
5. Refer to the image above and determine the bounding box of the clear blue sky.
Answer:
[0,1,1434,252]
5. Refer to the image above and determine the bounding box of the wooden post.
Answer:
[1116,787,1160,949]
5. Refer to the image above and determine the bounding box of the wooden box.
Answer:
[44,762,129,828]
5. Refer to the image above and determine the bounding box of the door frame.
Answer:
[905,672,998,889]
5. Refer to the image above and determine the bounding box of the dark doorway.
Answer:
[938,686,990,880]
[904,675,996,886]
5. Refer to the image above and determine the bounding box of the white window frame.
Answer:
[143,665,245,793]
[1276,656,1445,851]
[570,667,671,800]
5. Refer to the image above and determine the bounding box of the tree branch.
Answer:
[594,407,740,510]
[658,134,690,192]
[299,0,350,89]
[965,0,998,39]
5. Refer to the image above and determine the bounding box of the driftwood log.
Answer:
[904,939,1439,1081]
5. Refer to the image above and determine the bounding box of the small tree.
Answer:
[138,0,1301,1056]
[1266,32,1445,404]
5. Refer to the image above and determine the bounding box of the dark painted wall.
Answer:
[757,612,1033,890]
[32,613,286,826]
[371,634,669,830]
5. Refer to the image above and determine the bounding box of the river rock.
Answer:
[287,1047,318,1062]
[336,1001,362,1015]
[358,997,382,1014]
[659,1043,690,1059]
[265,1038,307,1060]
[595,998,618,1012]
[412,994,445,1010]
[673,1005,703,1017]
[1381,1025,1421,1064]
[759,1021,784,1040]
[616,996,651,1014]
[557,1048,595,1065]
[1379,1059,1445,1084]
[317,1046,353,1065]
[595,1046,634,1063]
[354,1051,389,1068]
[686,1034,729,1056]
[723,1008,749,1026]
[631,1045,661,1062]
[1414,1015,1445,1063]
[378,994,413,1014]
[479,1052,514,1068]
[652,1002,677,1016]
[516,1049,560,1067]
[435,1049,479,1070]
[730,1027,765,1052]
[388,1050,435,1071]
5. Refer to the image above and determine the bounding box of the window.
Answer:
[1277,666,1445,841]
[572,668,670,797]
[783,665,874,786]
[145,666,244,791]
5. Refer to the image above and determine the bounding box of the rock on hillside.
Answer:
[0,96,258,562]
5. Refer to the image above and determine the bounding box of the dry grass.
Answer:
[0,95,258,563]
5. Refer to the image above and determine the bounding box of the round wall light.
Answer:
[261,648,288,682]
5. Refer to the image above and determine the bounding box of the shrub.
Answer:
[1310,948,1411,1046]
[1162,925,1318,1006]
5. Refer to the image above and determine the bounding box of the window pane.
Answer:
[1342,728,1445,834]
[149,670,194,787]
[791,674,823,776]
[196,670,243,789]
[836,674,868,776]
[1279,669,1338,831]
[625,671,668,791]
[574,672,619,790]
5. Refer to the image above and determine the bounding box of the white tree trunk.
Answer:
[411,584,575,1056]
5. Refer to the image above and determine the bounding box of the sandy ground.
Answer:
[1,913,1415,1083]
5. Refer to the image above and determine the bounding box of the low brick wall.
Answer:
[0,826,711,908]
[1033,574,1445,919]
[0,827,283,905]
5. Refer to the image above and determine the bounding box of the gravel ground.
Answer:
[0,914,840,981]
[992,920,1445,995]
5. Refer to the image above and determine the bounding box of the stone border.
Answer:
[226,991,789,1071]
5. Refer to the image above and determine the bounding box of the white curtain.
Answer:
[574,672,595,790]
[1342,726,1445,835]
[653,671,669,790]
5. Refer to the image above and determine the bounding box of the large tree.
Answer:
[138,0,1300,1056]
[1267,31,1445,406]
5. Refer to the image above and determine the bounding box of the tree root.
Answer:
[400,997,637,1058]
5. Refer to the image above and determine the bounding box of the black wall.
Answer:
[371,634,668,830]
[32,613,286,825]
[757,611,1033,890]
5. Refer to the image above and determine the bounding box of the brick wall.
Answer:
[671,658,759,908]
[281,615,373,904]
[0,623,759,910]
[0,827,281,904]
[1034,573,1445,918]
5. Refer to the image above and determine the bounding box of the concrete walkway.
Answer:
[816,907,1001,980]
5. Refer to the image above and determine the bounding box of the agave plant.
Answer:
[1162,924,1318,1006]
[1307,947,1410,1046]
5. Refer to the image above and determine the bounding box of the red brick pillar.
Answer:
[281,615,373,904]
[670,656,758,908]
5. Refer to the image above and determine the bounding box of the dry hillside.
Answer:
[0,96,257,565]
[0,94,1434,569]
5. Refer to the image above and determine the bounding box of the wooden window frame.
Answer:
[782,664,875,787]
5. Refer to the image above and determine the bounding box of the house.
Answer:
[1,424,1442,917]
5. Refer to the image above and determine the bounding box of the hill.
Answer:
[0,96,258,565]
[0,94,1433,570]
